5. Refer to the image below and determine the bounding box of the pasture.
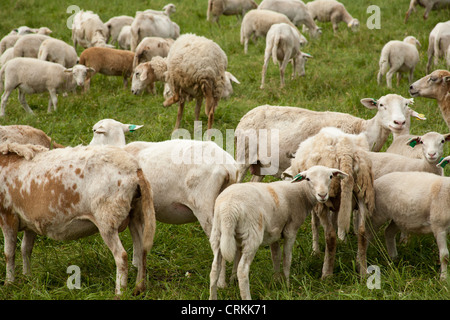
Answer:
[0,0,449,301]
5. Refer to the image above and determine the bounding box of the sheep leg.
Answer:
[282,235,297,285]
[396,73,402,87]
[0,89,13,116]
[229,247,241,284]
[311,209,321,255]
[209,249,223,300]
[356,199,368,276]
[434,229,448,281]
[316,205,336,279]
[123,76,128,89]
[18,90,34,114]
[385,68,395,88]
[47,89,58,113]
[1,213,19,284]
[237,250,257,300]
[128,207,149,295]
[202,84,216,131]
[423,3,433,19]
[194,97,202,121]
[270,241,282,278]
[279,57,290,88]
[260,52,271,89]
[408,68,414,84]
[330,12,340,33]
[21,230,36,277]
[384,221,400,259]
[163,91,179,107]
[174,100,185,130]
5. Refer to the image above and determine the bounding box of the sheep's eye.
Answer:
[379,103,384,107]
[329,175,333,179]
[306,178,310,181]
[442,140,445,144]
[429,77,437,82]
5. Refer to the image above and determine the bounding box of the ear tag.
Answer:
[371,98,377,106]
[291,173,304,183]
[129,125,137,132]
[416,113,426,120]
[408,140,418,148]
[439,158,448,168]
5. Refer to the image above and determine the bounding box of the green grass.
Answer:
[0,0,449,300]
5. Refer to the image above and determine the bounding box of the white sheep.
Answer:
[377,36,421,88]
[404,0,450,22]
[90,119,143,146]
[426,21,450,74]
[72,10,112,49]
[305,0,360,33]
[235,94,417,182]
[261,23,313,89]
[12,34,52,58]
[131,57,168,95]
[0,58,94,116]
[163,33,229,131]
[207,0,258,25]
[258,0,322,38]
[143,3,177,17]
[0,34,20,54]
[132,36,174,70]
[104,15,134,45]
[240,9,307,54]
[369,169,450,280]
[209,165,347,300]
[37,38,78,68]
[9,26,52,36]
[117,25,132,50]
[130,11,179,52]
[0,48,14,67]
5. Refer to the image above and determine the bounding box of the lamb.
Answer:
[235,94,417,182]
[286,127,375,277]
[72,10,111,49]
[130,11,180,52]
[104,15,134,45]
[117,26,132,50]
[409,70,450,130]
[163,33,229,131]
[12,34,52,58]
[404,0,450,22]
[377,36,421,88]
[261,23,313,89]
[368,170,450,280]
[131,57,168,95]
[79,47,135,91]
[132,36,174,70]
[0,142,156,296]
[209,165,347,300]
[0,58,94,116]
[240,9,307,54]
[0,124,64,149]
[207,0,258,25]
[258,0,322,38]
[426,21,450,74]
[305,0,360,33]
[38,38,78,68]
[386,131,448,161]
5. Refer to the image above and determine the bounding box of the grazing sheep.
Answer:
[104,15,134,45]
[12,34,52,58]
[369,170,450,280]
[409,70,450,130]
[132,36,173,70]
[240,9,307,54]
[117,26,132,50]
[305,0,360,33]
[0,125,64,149]
[38,38,78,68]
[258,0,322,38]
[0,58,94,116]
[163,33,228,131]
[79,47,135,91]
[0,142,155,296]
[131,57,167,95]
[426,21,450,74]
[209,165,347,300]
[207,0,258,25]
[404,0,450,22]
[72,10,111,49]
[377,36,421,88]
[261,23,313,89]
[130,11,179,52]
[90,118,143,146]
[235,94,417,182]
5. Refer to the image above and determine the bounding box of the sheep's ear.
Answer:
[331,169,348,179]
[444,76,450,84]
[140,68,148,81]
[302,52,313,59]
[94,127,106,134]
[227,72,240,84]
[407,137,421,148]
[87,67,96,73]
[281,167,294,181]
[64,68,73,73]
[124,124,143,133]
[444,133,450,142]
[360,98,378,109]
[410,109,426,120]
[437,156,450,168]
[291,172,306,183]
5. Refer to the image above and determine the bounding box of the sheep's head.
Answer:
[294,52,313,77]
[347,19,360,32]
[407,132,450,163]
[291,165,348,203]
[65,65,95,86]
[221,71,240,99]
[131,62,155,95]
[90,119,143,147]
[409,70,450,101]
[403,36,421,48]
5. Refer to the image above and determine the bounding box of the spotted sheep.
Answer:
[0,141,156,296]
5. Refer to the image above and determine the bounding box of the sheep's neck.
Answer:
[438,92,450,129]
[364,116,390,152]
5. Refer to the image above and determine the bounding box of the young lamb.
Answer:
[377,36,421,88]
[104,15,134,45]
[117,26,132,50]
[235,94,417,182]
[0,142,156,296]
[369,170,450,280]
[130,11,179,52]
[0,58,94,116]
[409,70,450,130]
[404,0,450,22]
[426,21,450,73]
[207,0,258,25]
[79,47,135,91]
[132,36,174,70]
[163,33,229,131]
[258,0,322,38]
[12,34,52,58]
[305,0,360,33]
[261,23,313,89]
[90,118,143,146]
[131,57,168,95]
[37,38,78,68]
[209,165,347,300]
[240,9,307,54]
[286,127,375,277]
[72,10,112,49]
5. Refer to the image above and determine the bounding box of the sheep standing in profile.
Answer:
[207,0,258,25]
[305,0,359,33]
[426,21,450,73]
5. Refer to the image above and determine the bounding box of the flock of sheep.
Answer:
[0,0,450,300]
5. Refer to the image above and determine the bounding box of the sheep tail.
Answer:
[136,168,156,253]
[271,32,281,65]
[214,204,238,262]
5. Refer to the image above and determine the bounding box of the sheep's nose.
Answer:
[409,85,413,90]
[318,193,328,200]
[428,152,437,158]
[394,120,406,126]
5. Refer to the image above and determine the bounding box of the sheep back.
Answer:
[79,47,135,77]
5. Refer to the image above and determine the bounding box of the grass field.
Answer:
[0,0,449,301]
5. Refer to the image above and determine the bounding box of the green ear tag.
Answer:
[408,140,418,148]
[292,173,304,182]
[371,98,377,105]
[439,158,448,168]
[129,125,137,132]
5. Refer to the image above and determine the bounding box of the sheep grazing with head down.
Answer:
[305,0,360,33]
[404,0,450,23]
[207,0,258,25]
[71,10,112,50]
[163,33,229,131]
[209,165,347,300]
